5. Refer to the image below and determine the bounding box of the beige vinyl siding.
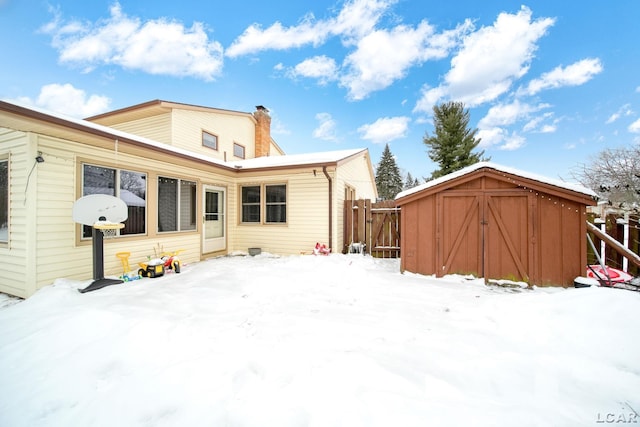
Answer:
[0,129,32,297]
[101,112,172,145]
[171,109,256,161]
[231,168,330,255]
[2,129,239,297]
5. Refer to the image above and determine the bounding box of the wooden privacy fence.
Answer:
[343,199,401,258]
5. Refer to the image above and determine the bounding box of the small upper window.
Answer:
[233,142,245,159]
[203,131,218,150]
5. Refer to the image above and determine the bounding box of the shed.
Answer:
[395,162,598,286]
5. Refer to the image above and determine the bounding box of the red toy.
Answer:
[313,242,331,256]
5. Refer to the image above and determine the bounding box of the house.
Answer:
[395,162,598,286]
[0,100,377,298]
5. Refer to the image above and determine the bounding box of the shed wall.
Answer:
[399,172,592,286]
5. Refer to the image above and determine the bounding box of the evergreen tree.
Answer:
[423,101,488,180]
[375,144,403,200]
[404,172,420,191]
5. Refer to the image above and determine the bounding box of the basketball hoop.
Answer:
[72,195,129,293]
[94,221,124,239]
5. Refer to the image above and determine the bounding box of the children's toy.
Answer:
[313,242,331,256]
[160,249,183,273]
[116,251,141,281]
[138,258,165,278]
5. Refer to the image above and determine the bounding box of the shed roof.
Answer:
[395,162,598,203]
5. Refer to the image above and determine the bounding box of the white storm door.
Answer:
[203,186,226,253]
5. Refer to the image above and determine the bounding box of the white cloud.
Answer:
[477,128,526,151]
[499,133,526,150]
[476,100,554,150]
[14,83,110,118]
[539,124,556,133]
[520,58,603,96]
[477,126,507,148]
[478,100,549,128]
[522,112,554,132]
[226,0,393,57]
[225,16,328,58]
[413,85,447,115]
[313,112,338,141]
[414,6,554,112]
[228,0,468,100]
[606,103,633,124]
[357,116,410,143]
[330,0,393,46]
[629,118,640,133]
[289,56,339,84]
[341,20,470,100]
[42,2,224,81]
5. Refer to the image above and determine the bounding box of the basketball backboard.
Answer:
[72,194,128,226]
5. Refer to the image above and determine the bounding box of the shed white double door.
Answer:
[203,186,226,253]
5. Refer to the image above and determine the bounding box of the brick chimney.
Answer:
[253,105,271,158]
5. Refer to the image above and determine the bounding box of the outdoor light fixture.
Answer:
[35,153,44,163]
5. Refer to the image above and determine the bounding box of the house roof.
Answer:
[0,99,368,172]
[395,161,598,202]
[85,99,256,125]
[230,148,368,170]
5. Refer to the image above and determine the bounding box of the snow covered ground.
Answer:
[1,253,639,427]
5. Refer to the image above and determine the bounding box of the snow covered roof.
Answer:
[229,148,367,170]
[395,161,598,200]
[1,99,235,168]
[0,100,367,172]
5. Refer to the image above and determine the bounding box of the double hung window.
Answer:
[158,177,197,232]
[241,184,286,224]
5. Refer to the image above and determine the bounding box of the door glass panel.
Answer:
[205,191,223,239]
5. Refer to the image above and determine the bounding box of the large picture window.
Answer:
[0,160,8,243]
[158,177,196,232]
[241,184,286,224]
[82,164,147,238]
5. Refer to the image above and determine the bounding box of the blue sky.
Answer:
[2,0,639,183]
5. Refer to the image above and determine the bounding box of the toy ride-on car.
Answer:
[160,250,182,273]
[138,258,165,278]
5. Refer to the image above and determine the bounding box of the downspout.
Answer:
[323,166,333,251]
